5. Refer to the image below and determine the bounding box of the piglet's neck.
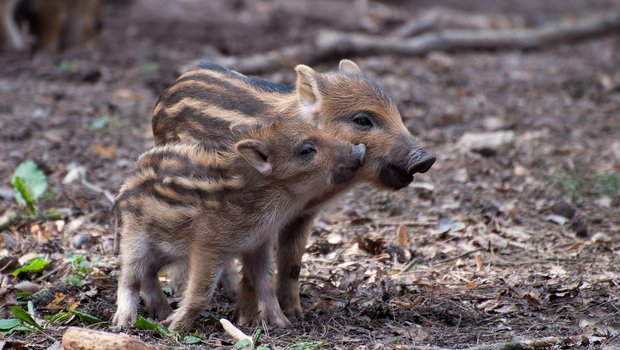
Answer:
[227,156,306,214]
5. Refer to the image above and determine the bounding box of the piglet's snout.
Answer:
[406,149,435,175]
[351,144,366,167]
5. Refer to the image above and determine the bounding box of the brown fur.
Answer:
[112,121,365,331]
[152,59,435,322]
[1,0,102,50]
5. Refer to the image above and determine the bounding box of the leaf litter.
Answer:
[0,0,619,349]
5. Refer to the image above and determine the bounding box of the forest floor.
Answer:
[0,0,619,349]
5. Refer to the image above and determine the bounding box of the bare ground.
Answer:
[0,0,619,349]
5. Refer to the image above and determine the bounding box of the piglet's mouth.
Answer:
[382,164,414,189]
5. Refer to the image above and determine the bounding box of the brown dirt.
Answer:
[0,0,619,349]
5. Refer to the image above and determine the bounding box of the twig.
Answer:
[194,12,620,74]
[113,215,120,256]
[401,248,484,273]
[375,220,435,227]
[490,256,585,267]
[81,178,115,204]
[36,262,69,282]
[220,318,252,345]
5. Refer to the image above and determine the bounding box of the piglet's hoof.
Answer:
[262,309,292,328]
[282,305,303,321]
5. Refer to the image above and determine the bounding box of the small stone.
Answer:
[14,281,41,293]
[456,131,515,156]
[72,234,92,249]
[546,214,568,226]
[570,220,589,238]
[550,201,576,219]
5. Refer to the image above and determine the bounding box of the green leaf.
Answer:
[12,257,49,277]
[0,319,21,330]
[10,306,41,330]
[68,309,105,325]
[27,301,36,319]
[133,316,169,337]
[256,346,271,350]
[133,316,158,330]
[12,177,35,214]
[142,62,160,73]
[235,338,252,349]
[183,335,202,344]
[252,328,263,345]
[44,312,72,323]
[16,291,31,300]
[89,117,109,130]
[12,161,47,208]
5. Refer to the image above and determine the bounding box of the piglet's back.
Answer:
[115,144,244,237]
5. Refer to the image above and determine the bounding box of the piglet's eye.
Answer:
[300,147,316,156]
[352,112,374,128]
[298,143,317,159]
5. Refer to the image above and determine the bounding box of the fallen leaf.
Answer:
[90,144,116,160]
[45,293,66,311]
[354,237,385,256]
[522,291,542,306]
[475,253,484,273]
[548,265,567,278]
[397,224,408,248]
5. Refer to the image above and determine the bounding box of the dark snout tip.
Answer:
[352,144,366,166]
[408,153,436,174]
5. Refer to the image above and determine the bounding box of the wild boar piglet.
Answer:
[112,121,366,331]
[152,59,436,321]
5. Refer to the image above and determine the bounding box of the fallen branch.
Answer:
[193,11,620,74]
[392,8,516,37]
[460,336,562,350]
[62,327,162,350]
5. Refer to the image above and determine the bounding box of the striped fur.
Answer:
[113,121,364,331]
[151,59,435,324]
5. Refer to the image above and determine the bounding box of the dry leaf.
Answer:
[354,237,385,256]
[90,144,117,160]
[45,293,66,310]
[475,253,484,273]
[522,291,541,306]
[397,224,408,248]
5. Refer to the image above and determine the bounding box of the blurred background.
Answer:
[0,0,619,348]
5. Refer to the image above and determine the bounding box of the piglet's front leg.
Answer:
[240,242,291,328]
[164,248,223,332]
[276,212,317,320]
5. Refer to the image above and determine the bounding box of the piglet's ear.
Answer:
[235,139,272,176]
[339,59,362,74]
[295,64,321,123]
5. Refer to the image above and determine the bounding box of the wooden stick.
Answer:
[316,11,620,55]
[392,8,515,38]
[192,12,620,74]
[220,318,252,345]
[62,327,162,350]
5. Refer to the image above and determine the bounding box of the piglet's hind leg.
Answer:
[164,248,224,331]
[241,243,291,328]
